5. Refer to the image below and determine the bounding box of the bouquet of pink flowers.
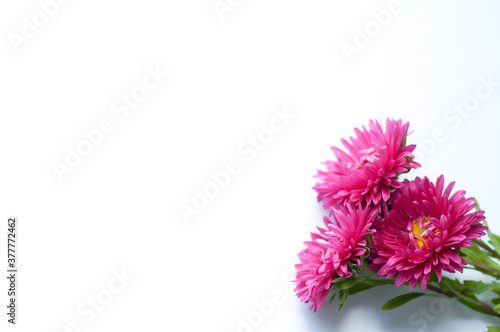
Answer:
[294,119,500,331]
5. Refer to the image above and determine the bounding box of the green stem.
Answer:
[427,284,500,319]
[468,259,500,278]
[426,284,456,298]
[477,303,500,319]
[473,239,500,260]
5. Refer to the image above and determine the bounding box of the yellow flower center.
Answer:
[409,216,438,249]
[411,219,427,248]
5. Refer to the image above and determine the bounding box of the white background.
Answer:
[1,0,500,331]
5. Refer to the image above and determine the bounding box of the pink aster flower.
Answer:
[314,118,420,210]
[369,175,487,290]
[294,205,379,311]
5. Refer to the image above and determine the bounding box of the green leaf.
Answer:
[443,281,498,318]
[462,244,495,266]
[492,298,500,305]
[427,271,438,284]
[494,303,500,314]
[364,278,395,286]
[362,246,371,258]
[440,277,500,319]
[348,282,375,295]
[487,326,500,332]
[462,243,500,274]
[338,289,348,312]
[458,299,495,317]
[488,230,500,259]
[381,293,426,311]
[335,277,359,290]
[474,199,500,258]
[326,288,336,304]
[439,276,461,291]
[474,199,482,211]
[462,281,500,296]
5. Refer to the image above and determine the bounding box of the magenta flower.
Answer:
[369,176,487,289]
[314,119,420,210]
[294,205,379,311]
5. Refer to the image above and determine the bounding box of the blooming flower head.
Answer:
[294,205,379,311]
[314,118,420,210]
[369,176,487,289]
